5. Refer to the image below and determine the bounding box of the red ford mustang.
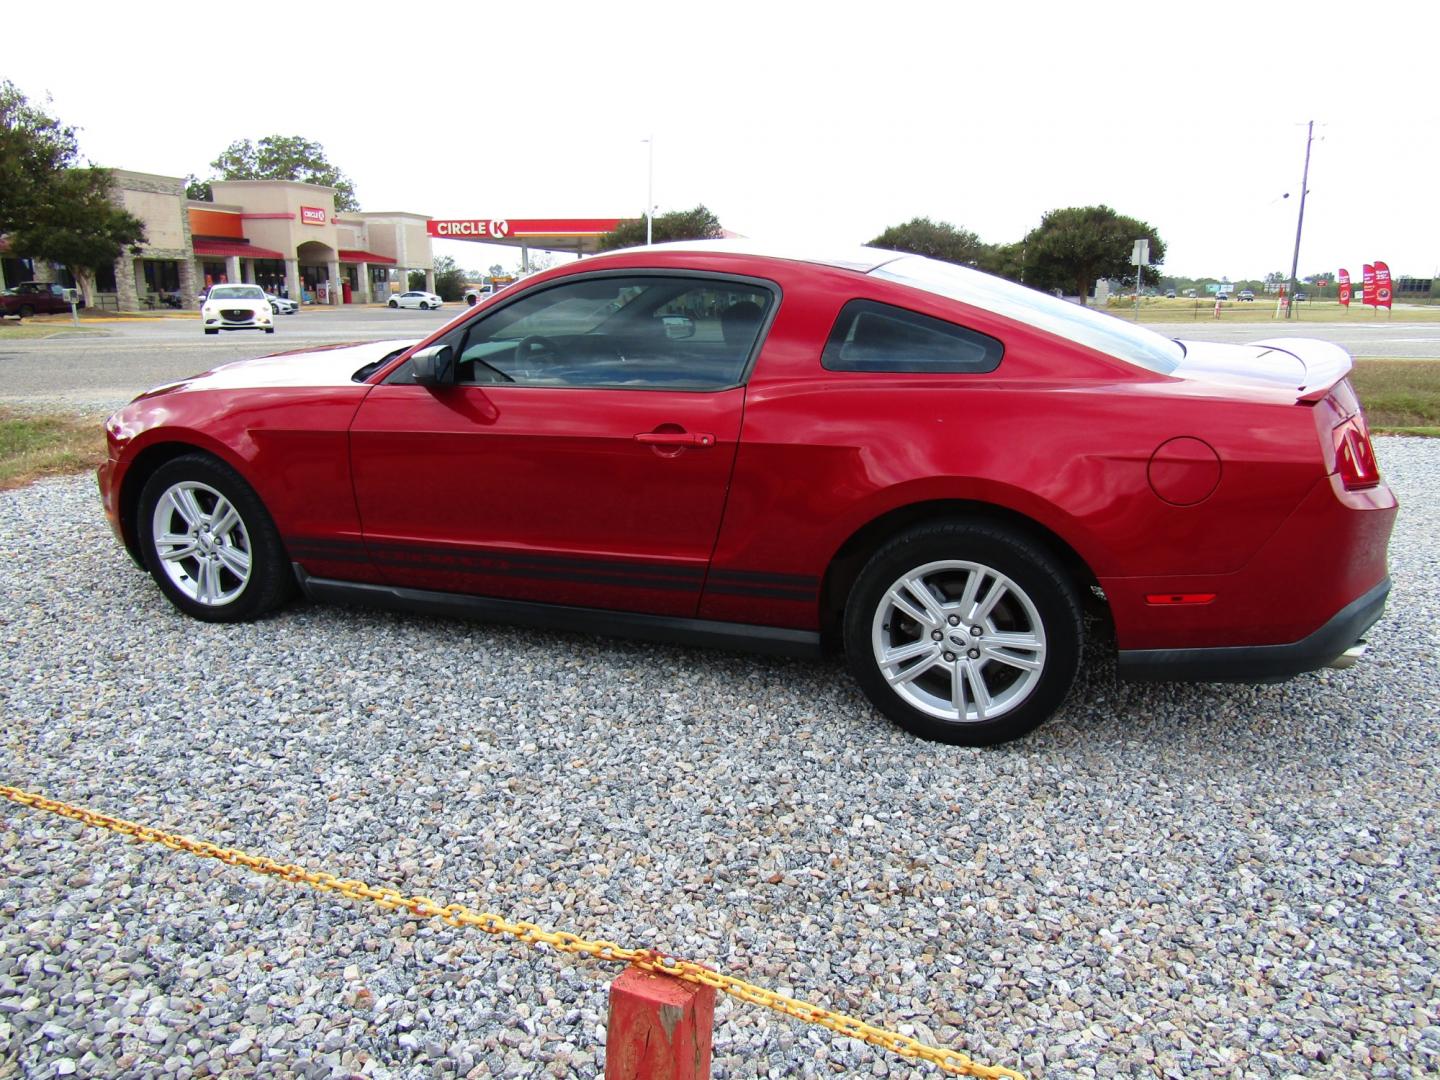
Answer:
[98,242,1397,744]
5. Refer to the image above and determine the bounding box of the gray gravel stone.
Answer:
[1,436,1438,1078]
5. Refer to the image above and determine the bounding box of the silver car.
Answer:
[388,291,444,310]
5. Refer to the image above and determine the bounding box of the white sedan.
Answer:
[389,291,444,310]
[265,293,298,315]
[201,284,274,335]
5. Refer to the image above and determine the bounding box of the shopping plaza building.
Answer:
[0,170,436,311]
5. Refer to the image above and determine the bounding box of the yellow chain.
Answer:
[0,783,1024,1079]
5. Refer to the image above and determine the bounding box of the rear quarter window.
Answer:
[822,299,1003,374]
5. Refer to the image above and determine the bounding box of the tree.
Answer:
[1,83,146,303]
[598,205,724,251]
[975,241,1027,283]
[1022,205,1166,305]
[0,81,80,235]
[190,136,360,210]
[10,168,146,305]
[431,255,466,301]
[868,217,988,267]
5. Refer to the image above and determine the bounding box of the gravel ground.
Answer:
[1,438,1437,1080]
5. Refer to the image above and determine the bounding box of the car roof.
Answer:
[585,238,905,274]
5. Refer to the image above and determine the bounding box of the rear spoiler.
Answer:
[1248,337,1354,402]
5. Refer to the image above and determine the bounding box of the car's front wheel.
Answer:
[137,455,292,623]
[418,301,430,310]
[388,299,398,308]
[844,521,1082,746]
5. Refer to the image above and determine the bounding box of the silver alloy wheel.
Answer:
[870,559,1047,724]
[150,480,253,607]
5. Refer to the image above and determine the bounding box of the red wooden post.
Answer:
[604,965,715,1080]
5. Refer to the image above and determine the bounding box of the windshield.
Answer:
[209,285,265,300]
[871,254,1182,374]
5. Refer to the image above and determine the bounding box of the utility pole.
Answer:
[644,135,654,246]
[1286,120,1314,320]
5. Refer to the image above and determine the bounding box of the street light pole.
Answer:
[1286,120,1314,320]
[645,135,654,246]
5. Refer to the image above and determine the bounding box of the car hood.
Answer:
[131,339,417,400]
[203,297,269,308]
[1171,337,1352,399]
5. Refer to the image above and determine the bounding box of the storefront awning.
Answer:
[193,239,287,260]
[339,249,397,265]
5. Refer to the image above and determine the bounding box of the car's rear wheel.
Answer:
[844,521,1082,745]
[137,455,292,623]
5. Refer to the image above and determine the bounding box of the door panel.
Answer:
[348,384,744,616]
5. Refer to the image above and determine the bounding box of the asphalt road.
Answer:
[0,307,454,413]
[1148,318,1440,357]
[1,308,1437,414]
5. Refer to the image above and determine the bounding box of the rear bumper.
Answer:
[1117,577,1389,682]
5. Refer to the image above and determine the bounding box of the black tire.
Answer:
[18,304,34,318]
[204,328,218,335]
[419,301,430,310]
[388,299,398,308]
[843,520,1082,746]
[137,454,293,623]
[265,327,275,334]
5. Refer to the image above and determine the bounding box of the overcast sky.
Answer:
[12,1,1438,281]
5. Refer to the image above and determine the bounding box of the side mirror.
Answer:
[411,344,455,388]
[661,315,696,340]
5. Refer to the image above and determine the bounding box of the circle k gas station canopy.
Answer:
[426,218,624,256]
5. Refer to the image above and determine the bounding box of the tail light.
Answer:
[1333,415,1380,490]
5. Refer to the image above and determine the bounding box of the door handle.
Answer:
[633,431,715,448]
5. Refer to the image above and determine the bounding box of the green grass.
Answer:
[0,410,106,489]
[0,322,102,340]
[1104,299,1440,324]
[1376,426,1440,437]
[1351,360,1440,435]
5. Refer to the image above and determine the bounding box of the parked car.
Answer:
[1239,290,1256,302]
[200,284,274,335]
[97,241,1396,746]
[265,293,298,315]
[1295,292,1308,302]
[389,291,444,310]
[1,281,81,318]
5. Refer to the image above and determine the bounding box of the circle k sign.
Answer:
[429,219,510,238]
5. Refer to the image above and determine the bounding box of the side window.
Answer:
[822,299,1002,374]
[420,275,775,391]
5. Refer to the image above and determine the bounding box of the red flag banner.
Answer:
[1362,264,1377,307]
[1374,261,1394,309]
[1338,268,1351,307]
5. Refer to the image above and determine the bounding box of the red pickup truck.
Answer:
[1,281,82,318]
